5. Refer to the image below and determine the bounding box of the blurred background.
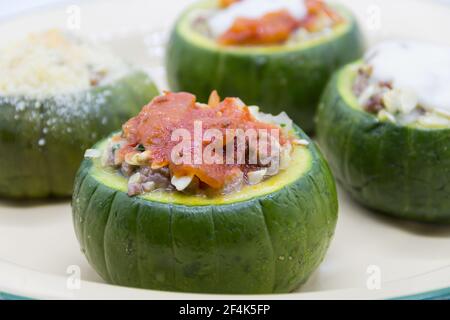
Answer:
[0,0,449,20]
[0,0,63,19]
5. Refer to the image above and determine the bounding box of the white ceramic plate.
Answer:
[1,0,450,300]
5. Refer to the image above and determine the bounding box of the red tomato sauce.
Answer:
[119,92,289,189]
[218,0,343,45]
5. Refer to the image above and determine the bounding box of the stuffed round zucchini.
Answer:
[166,0,364,133]
[72,91,338,294]
[0,30,158,198]
[316,41,450,223]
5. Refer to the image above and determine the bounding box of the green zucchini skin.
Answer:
[166,2,364,133]
[72,129,338,294]
[0,72,158,199]
[316,66,450,223]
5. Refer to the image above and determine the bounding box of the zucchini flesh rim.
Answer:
[89,136,313,206]
[338,61,450,131]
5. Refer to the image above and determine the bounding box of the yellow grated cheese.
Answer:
[0,29,130,98]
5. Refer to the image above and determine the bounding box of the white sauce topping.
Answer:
[367,41,450,113]
[208,0,307,38]
[0,29,130,98]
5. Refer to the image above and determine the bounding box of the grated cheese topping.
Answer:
[0,29,131,98]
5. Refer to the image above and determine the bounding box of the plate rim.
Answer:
[1,258,450,300]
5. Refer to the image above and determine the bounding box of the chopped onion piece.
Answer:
[129,172,143,184]
[418,114,450,127]
[293,139,309,146]
[383,89,402,113]
[84,149,101,158]
[377,110,396,123]
[399,88,418,114]
[230,98,246,109]
[247,106,260,118]
[280,143,292,170]
[222,169,244,194]
[196,103,210,109]
[433,108,450,120]
[397,109,421,125]
[358,85,377,106]
[248,169,267,185]
[171,175,194,191]
[125,153,140,165]
[266,162,280,176]
[142,181,156,193]
[138,151,151,162]
[247,106,293,133]
[125,151,151,166]
[271,112,293,132]
[383,88,418,114]
[151,161,169,170]
[127,183,142,196]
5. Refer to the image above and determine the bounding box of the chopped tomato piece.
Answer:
[301,0,343,32]
[219,10,299,45]
[169,164,225,189]
[321,5,343,24]
[305,0,341,22]
[305,0,324,15]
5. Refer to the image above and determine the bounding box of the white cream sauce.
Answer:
[367,41,450,113]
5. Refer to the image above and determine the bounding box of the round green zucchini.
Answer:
[72,127,338,294]
[0,71,158,199]
[166,0,364,133]
[316,62,450,223]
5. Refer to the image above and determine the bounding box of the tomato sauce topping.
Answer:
[218,0,343,45]
[219,10,299,45]
[119,92,289,189]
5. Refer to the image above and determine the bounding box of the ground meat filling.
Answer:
[353,65,394,114]
[352,65,442,125]
[193,0,344,46]
[97,91,305,197]
[353,42,450,127]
